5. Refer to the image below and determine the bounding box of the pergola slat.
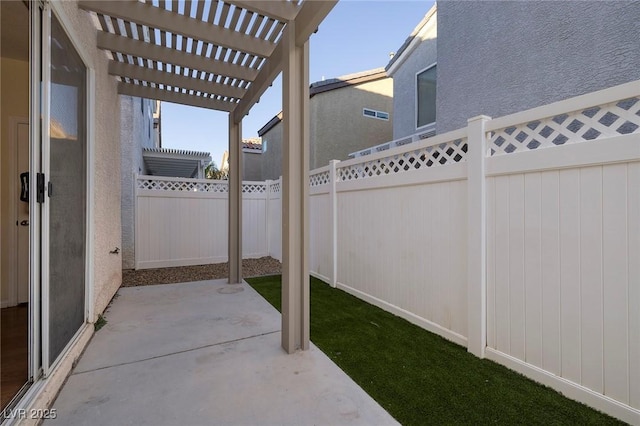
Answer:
[97,32,259,82]
[218,2,231,28]
[225,0,300,22]
[195,0,205,22]
[118,82,236,112]
[109,61,246,99]
[79,0,275,58]
[238,10,253,34]
[232,41,282,121]
[232,0,339,122]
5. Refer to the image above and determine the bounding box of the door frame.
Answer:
[39,0,96,377]
[29,0,43,384]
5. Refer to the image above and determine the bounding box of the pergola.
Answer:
[79,0,338,353]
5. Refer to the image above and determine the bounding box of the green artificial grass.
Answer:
[246,275,622,426]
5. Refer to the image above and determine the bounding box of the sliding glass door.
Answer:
[44,9,88,369]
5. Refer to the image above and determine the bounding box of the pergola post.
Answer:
[281,21,310,353]
[228,113,243,284]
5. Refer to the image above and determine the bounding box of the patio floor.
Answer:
[46,279,397,426]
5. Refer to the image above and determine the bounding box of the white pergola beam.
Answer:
[232,0,337,123]
[281,22,310,354]
[118,82,235,112]
[98,33,259,82]
[232,42,282,122]
[79,0,275,58]
[293,0,338,46]
[225,0,300,22]
[109,61,246,99]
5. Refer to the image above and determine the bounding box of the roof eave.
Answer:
[385,4,437,77]
[309,69,388,97]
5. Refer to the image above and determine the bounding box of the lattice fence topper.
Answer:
[242,183,267,193]
[310,170,330,187]
[338,138,468,181]
[269,181,281,193]
[137,178,228,193]
[489,97,640,156]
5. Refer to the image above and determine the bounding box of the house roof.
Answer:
[78,0,337,121]
[258,68,389,135]
[258,111,284,136]
[309,67,388,97]
[385,4,437,76]
[142,147,211,178]
[242,137,262,151]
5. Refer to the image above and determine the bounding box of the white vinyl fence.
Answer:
[134,81,639,423]
[307,80,640,423]
[135,177,282,269]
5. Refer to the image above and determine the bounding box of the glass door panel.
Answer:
[47,12,87,365]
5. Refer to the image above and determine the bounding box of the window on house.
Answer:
[363,108,389,121]
[417,64,436,128]
[262,139,268,153]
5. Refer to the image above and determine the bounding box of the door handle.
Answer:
[20,172,29,202]
[20,220,29,226]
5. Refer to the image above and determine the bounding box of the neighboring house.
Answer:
[220,150,229,176]
[259,112,283,180]
[242,138,263,181]
[386,2,640,139]
[385,5,437,141]
[259,68,393,179]
[120,97,211,269]
[219,137,263,181]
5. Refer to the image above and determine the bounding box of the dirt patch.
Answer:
[122,256,281,287]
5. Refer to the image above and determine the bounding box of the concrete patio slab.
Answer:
[73,280,281,373]
[46,280,398,426]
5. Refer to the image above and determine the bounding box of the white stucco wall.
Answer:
[120,96,156,270]
[55,0,121,320]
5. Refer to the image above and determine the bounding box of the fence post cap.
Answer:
[467,115,491,124]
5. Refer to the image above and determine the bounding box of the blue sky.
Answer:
[161,1,434,167]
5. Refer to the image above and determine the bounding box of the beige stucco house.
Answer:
[259,68,393,179]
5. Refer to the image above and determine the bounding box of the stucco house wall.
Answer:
[259,71,393,177]
[436,0,640,133]
[54,0,122,321]
[388,14,437,140]
[311,78,393,169]
[243,151,263,181]
[261,120,283,180]
[120,96,157,269]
